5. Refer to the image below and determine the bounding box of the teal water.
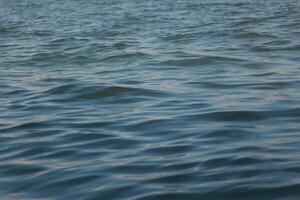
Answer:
[1,0,300,199]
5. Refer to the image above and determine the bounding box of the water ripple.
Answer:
[1,0,300,200]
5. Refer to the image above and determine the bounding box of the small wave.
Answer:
[74,86,165,100]
[29,52,66,62]
[0,163,46,177]
[180,108,300,122]
[130,191,199,200]
[62,132,114,142]
[160,160,199,171]
[252,44,300,52]
[161,56,245,67]
[233,31,278,39]
[142,144,194,156]
[44,84,167,103]
[71,137,141,150]
[32,30,54,36]
[203,129,253,139]
[45,84,77,95]
[100,52,148,61]
[187,80,300,89]
[145,169,197,184]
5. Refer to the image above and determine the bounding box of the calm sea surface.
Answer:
[1,0,300,199]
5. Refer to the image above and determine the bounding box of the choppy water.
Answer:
[1,0,300,199]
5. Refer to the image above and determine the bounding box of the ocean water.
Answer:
[1,0,300,199]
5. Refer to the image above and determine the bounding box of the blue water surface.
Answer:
[1,0,300,199]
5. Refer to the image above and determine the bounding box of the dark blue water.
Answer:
[1,0,300,199]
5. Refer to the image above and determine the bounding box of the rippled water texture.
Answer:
[1,0,300,199]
